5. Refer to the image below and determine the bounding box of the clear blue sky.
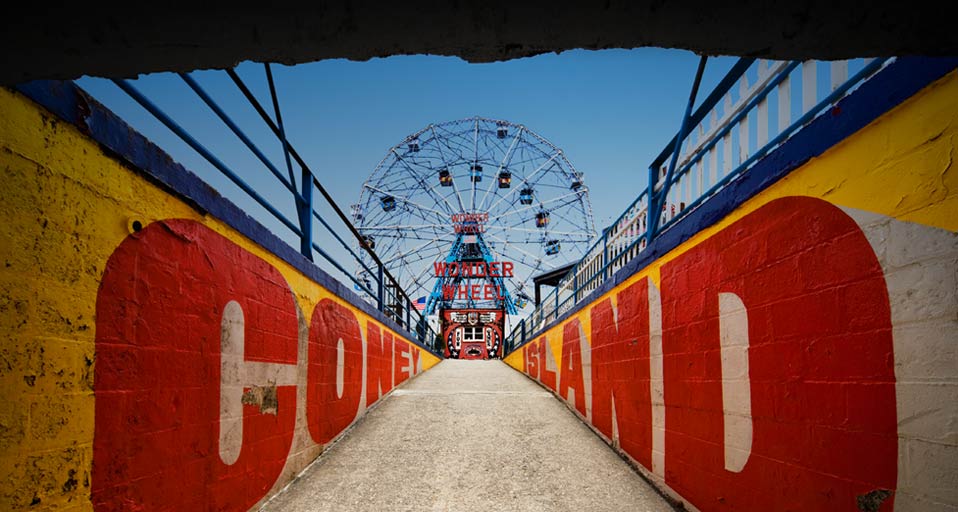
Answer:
[77,48,738,295]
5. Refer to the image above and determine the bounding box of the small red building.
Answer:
[441,308,505,359]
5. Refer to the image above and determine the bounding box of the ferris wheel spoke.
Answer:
[490,151,542,173]
[380,237,445,267]
[363,183,449,221]
[387,244,448,272]
[372,231,405,257]
[474,130,509,164]
[409,262,436,291]
[471,118,479,212]
[489,234,593,245]
[513,257,545,277]
[485,151,560,213]
[390,150,459,216]
[485,232,558,271]
[484,225,593,238]
[493,200,581,234]
[404,265,436,301]
[441,137,472,162]
[481,237,542,276]
[430,125,467,213]
[478,127,523,211]
[402,246,448,273]
[541,205,593,236]
[488,190,586,224]
[496,247,547,279]
[357,117,594,323]
[365,223,453,240]
[373,233,456,246]
[361,223,447,231]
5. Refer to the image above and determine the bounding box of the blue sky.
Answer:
[77,48,738,296]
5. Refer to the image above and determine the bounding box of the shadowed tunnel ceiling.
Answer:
[2,2,957,85]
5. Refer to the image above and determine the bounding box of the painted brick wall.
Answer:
[0,86,440,511]
[505,69,958,511]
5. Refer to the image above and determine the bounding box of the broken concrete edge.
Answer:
[257,359,445,509]
[7,79,443,360]
[4,5,958,85]
[505,56,958,357]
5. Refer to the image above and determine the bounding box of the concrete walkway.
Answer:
[261,360,674,512]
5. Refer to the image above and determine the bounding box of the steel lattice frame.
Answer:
[352,116,596,314]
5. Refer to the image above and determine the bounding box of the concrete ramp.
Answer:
[262,360,673,512]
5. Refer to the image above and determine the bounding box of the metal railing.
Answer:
[504,56,891,354]
[104,64,442,354]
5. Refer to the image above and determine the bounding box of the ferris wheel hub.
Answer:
[353,117,597,355]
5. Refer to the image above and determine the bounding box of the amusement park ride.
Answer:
[352,117,596,359]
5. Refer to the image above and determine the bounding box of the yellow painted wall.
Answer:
[508,69,958,374]
[0,87,439,510]
[506,70,958,511]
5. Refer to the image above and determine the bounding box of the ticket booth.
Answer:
[441,308,505,360]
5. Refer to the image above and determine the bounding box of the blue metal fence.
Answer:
[106,64,442,353]
[504,56,891,355]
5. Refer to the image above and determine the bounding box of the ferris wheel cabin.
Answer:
[438,168,453,186]
[354,117,597,363]
[498,171,511,188]
[519,187,534,205]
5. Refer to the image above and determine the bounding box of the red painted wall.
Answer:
[590,278,654,470]
[308,298,364,445]
[91,220,430,510]
[520,197,899,511]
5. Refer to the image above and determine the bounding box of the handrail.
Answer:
[504,56,890,356]
[108,66,442,355]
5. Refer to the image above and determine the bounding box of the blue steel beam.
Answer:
[111,78,304,239]
[225,68,434,336]
[178,73,297,195]
[265,63,314,261]
[426,231,517,316]
[646,55,708,245]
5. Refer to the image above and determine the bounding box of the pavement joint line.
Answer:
[390,389,554,397]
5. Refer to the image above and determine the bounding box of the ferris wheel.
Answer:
[351,116,596,318]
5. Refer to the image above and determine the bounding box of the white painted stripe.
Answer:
[739,75,749,163]
[679,61,790,171]
[738,111,749,162]
[831,60,848,91]
[757,96,769,148]
[336,337,345,399]
[576,321,593,422]
[542,337,559,382]
[719,292,752,473]
[699,147,707,193]
[721,94,733,179]
[778,74,791,132]
[649,281,665,478]
[710,109,719,178]
[708,144,718,189]
[220,301,245,466]
[219,300,298,466]
[398,345,413,378]
[842,206,958,510]
[722,132,732,177]
[802,60,817,113]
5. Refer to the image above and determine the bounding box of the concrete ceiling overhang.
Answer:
[3,2,956,85]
